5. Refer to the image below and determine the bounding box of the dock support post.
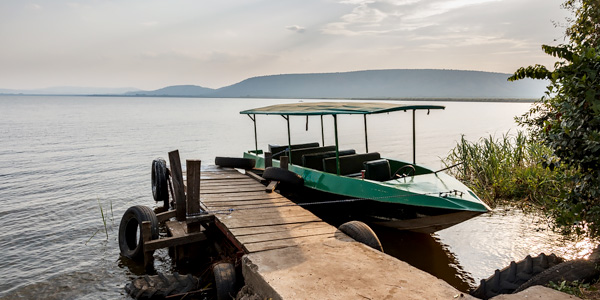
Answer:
[186,159,202,233]
[265,152,272,168]
[168,150,187,221]
[142,221,153,271]
[280,156,289,170]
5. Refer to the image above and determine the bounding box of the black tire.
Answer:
[215,157,256,169]
[214,262,237,300]
[262,167,304,186]
[151,158,169,206]
[119,205,159,261]
[338,221,383,252]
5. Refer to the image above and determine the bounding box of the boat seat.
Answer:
[323,152,381,175]
[363,159,391,181]
[269,142,319,159]
[289,146,336,165]
[302,149,356,171]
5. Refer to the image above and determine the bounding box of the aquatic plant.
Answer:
[443,131,576,210]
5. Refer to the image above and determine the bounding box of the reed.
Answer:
[443,131,575,208]
[98,198,109,240]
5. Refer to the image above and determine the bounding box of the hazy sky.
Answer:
[1,0,570,90]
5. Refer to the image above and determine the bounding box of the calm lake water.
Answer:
[0,96,595,299]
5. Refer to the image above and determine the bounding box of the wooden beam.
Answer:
[246,170,267,184]
[168,150,186,221]
[142,221,153,271]
[156,210,176,223]
[265,181,278,193]
[144,232,208,251]
[186,159,202,232]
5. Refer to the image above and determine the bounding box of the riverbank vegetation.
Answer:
[443,133,578,228]
[505,0,600,237]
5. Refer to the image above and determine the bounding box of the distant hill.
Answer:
[211,69,547,99]
[0,86,140,95]
[125,85,215,97]
[0,69,549,99]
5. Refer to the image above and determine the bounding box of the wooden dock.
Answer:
[200,167,340,254]
[199,167,477,300]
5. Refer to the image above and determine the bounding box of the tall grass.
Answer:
[443,131,575,208]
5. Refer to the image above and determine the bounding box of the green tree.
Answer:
[509,0,600,236]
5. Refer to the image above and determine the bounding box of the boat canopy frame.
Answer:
[240,102,445,175]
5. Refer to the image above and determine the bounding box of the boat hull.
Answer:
[244,151,490,233]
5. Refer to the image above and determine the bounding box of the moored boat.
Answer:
[235,102,490,233]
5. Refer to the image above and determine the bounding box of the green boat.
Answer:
[238,102,490,233]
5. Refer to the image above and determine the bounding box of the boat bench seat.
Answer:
[302,149,356,171]
[269,142,320,159]
[289,146,336,165]
[323,152,381,175]
[364,158,391,181]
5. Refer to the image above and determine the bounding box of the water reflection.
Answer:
[373,226,475,292]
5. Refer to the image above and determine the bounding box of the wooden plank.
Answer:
[265,181,277,193]
[219,215,323,229]
[201,191,285,201]
[202,198,291,207]
[237,226,337,244]
[246,170,267,183]
[213,209,316,220]
[201,180,259,188]
[156,210,176,223]
[145,231,208,251]
[168,150,186,221]
[230,222,332,236]
[186,160,202,232]
[245,234,339,253]
[166,220,188,236]
[201,186,267,194]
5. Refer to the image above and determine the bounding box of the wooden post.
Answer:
[142,221,153,271]
[265,152,272,168]
[186,159,201,233]
[168,150,186,221]
[280,156,289,170]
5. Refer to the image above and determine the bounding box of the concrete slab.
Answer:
[242,231,477,300]
[491,286,580,300]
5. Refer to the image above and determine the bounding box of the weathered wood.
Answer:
[201,190,286,201]
[230,222,332,236]
[246,171,267,184]
[280,156,289,170]
[201,186,266,194]
[219,215,323,229]
[244,235,340,253]
[145,231,208,251]
[265,181,278,193]
[156,210,177,223]
[186,160,202,232]
[168,150,186,221]
[142,221,153,271]
[203,199,292,209]
[265,152,272,168]
[237,226,337,244]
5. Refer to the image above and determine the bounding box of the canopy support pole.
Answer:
[412,109,416,164]
[333,114,340,175]
[247,114,258,155]
[364,114,369,153]
[320,115,325,146]
[282,115,291,165]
